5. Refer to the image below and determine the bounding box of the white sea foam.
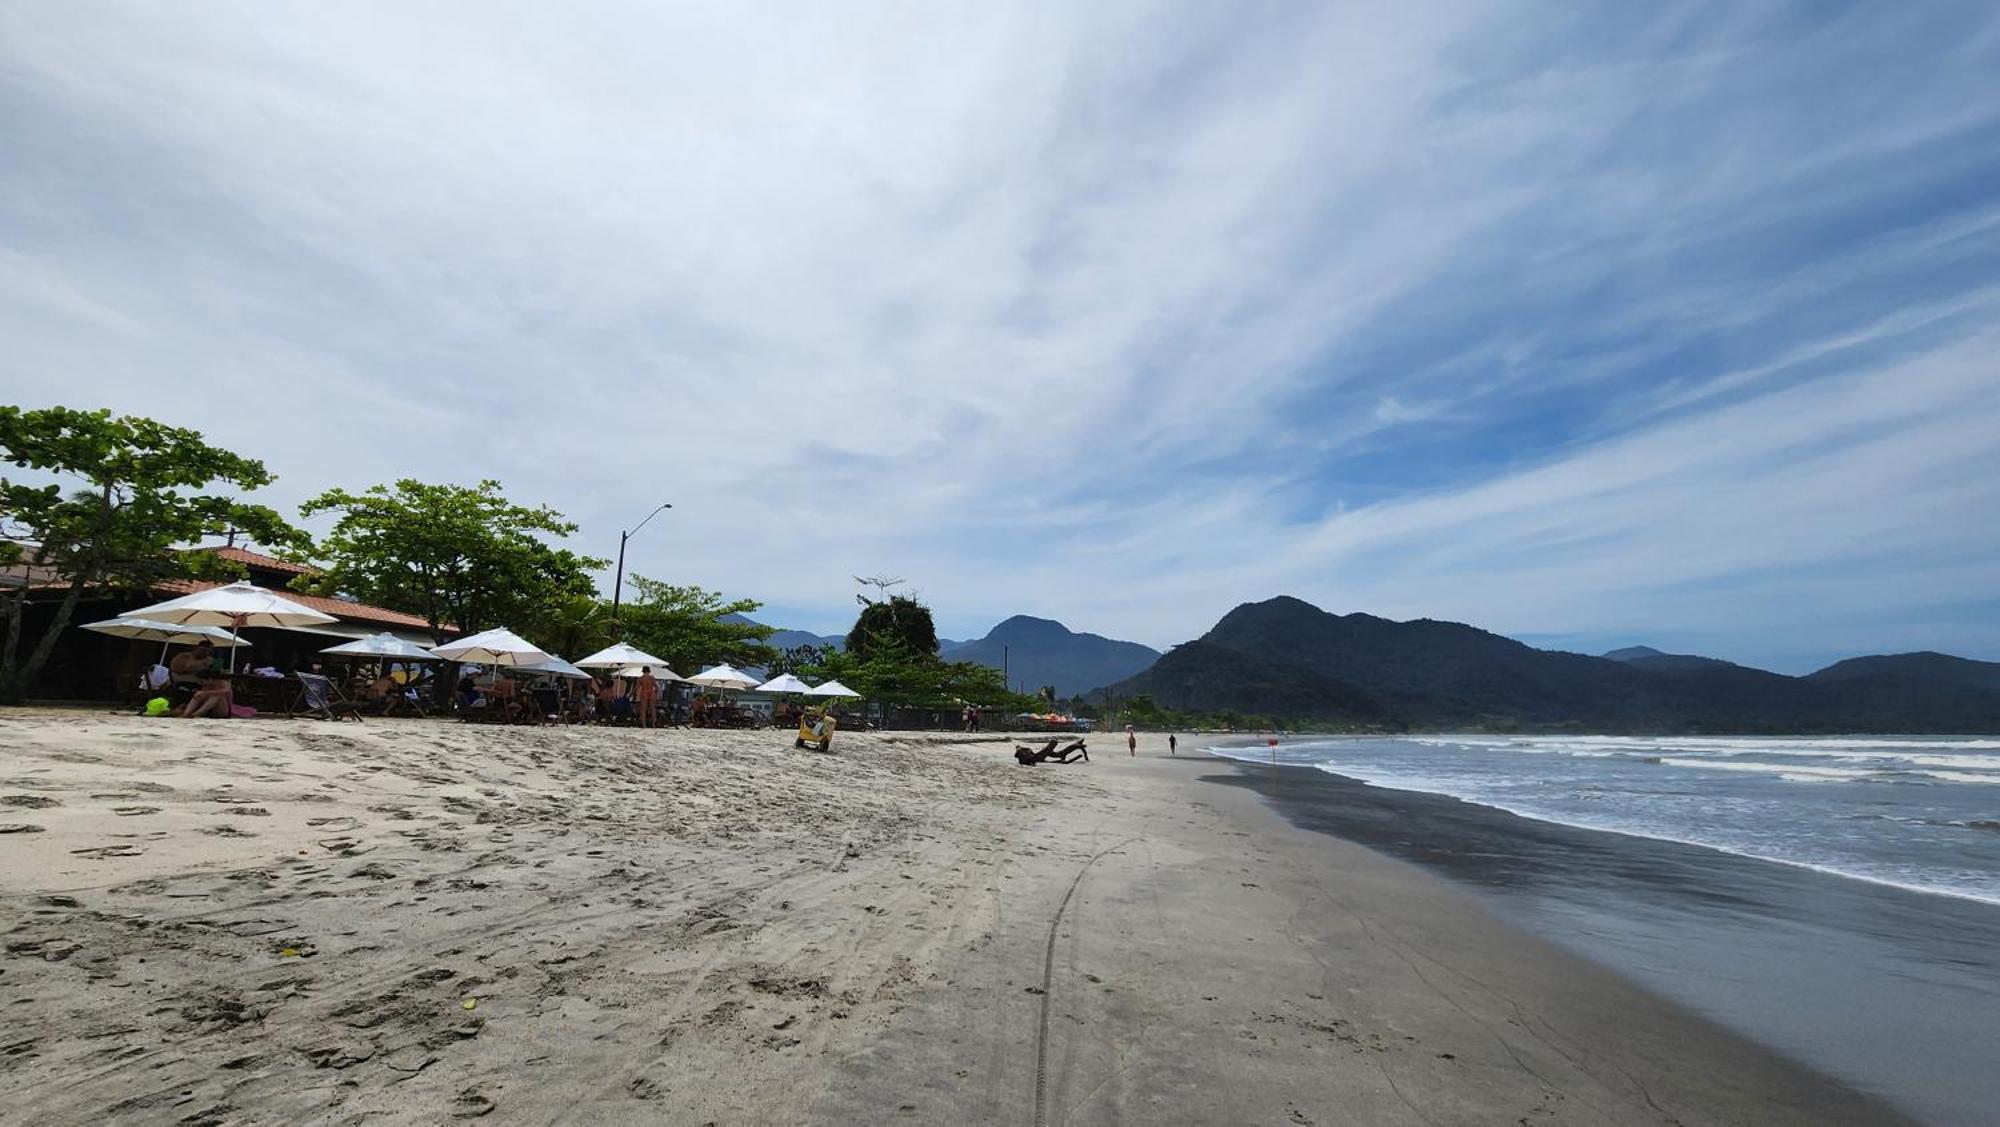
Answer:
[1203,738,2000,905]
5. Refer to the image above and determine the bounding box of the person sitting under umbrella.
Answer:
[183,668,234,718]
[169,641,217,689]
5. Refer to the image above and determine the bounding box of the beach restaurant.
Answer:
[3,544,452,702]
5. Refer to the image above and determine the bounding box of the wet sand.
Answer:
[1213,756,2000,1125]
[0,715,1903,1124]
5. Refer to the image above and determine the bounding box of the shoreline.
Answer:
[1,715,1910,1124]
[1205,739,2000,908]
[1214,752,2000,1125]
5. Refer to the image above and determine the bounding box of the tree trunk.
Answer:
[4,489,117,704]
[0,587,26,702]
[2,574,89,704]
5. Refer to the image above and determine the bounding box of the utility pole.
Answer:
[611,502,672,636]
[1003,644,1009,692]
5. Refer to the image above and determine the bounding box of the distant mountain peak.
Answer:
[949,614,1159,697]
[1604,646,1668,661]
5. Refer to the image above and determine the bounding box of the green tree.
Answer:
[619,576,776,673]
[0,406,304,702]
[528,591,614,662]
[766,643,832,677]
[806,594,1035,715]
[845,594,938,658]
[297,479,605,642]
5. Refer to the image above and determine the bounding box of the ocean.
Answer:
[1212,734,2000,904]
[1206,735,2000,1125]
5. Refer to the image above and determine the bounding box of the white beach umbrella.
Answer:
[125,580,338,629]
[81,617,248,667]
[319,633,440,661]
[123,580,337,670]
[755,673,813,694]
[574,642,671,669]
[81,617,247,648]
[687,663,760,691]
[804,679,860,699]
[613,664,685,681]
[515,655,594,680]
[428,627,555,667]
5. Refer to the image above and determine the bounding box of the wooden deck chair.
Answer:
[292,671,362,722]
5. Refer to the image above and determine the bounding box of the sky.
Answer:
[3,2,1999,674]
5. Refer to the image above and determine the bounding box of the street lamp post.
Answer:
[611,502,672,636]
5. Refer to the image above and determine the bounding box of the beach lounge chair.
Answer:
[291,671,362,722]
[794,713,838,752]
[1015,738,1087,765]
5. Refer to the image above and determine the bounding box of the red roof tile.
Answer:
[182,545,316,576]
[150,579,439,631]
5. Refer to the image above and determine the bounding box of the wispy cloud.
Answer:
[2,2,1997,671]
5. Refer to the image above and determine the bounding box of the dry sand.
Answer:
[0,714,1903,1125]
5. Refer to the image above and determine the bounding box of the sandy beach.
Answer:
[0,713,1904,1125]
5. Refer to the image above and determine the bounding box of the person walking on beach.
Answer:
[1126,724,1137,757]
[636,666,659,729]
[1169,732,1178,756]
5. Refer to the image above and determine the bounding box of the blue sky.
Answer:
[3,2,1998,673]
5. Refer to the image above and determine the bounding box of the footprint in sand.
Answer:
[0,823,47,834]
[113,806,162,816]
[2,795,60,809]
[71,844,144,857]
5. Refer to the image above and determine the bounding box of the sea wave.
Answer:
[1203,741,2000,905]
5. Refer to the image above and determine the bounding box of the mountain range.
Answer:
[735,613,1156,697]
[1104,596,2000,733]
[947,615,1160,699]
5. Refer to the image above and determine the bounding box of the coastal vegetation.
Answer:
[0,406,304,702]
[296,479,605,643]
[1,406,1035,717]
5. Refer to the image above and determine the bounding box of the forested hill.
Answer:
[1101,596,2000,733]
[951,615,1159,698]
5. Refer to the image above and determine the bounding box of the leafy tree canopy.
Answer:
[528,592,614,665]
[619,576,776,674]
[796,590,1035,710]
[846,594,938,658]
[0,406,304,701]
[297,479,604,642]
[766,643,833,677]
